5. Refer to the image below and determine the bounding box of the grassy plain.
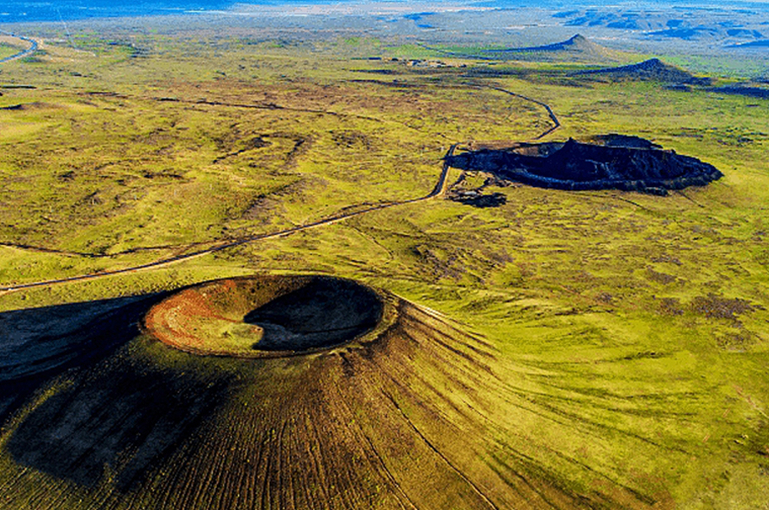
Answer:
[1,27,768,509]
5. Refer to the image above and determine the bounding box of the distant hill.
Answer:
[488,34,597,53]
[574,58,711,85]
[728,39,769,49]
[482,34,626,63]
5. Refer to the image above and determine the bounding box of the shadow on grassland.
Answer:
[1,293,236,491]
[0,295,165,424]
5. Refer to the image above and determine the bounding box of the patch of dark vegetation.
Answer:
[652,254,682,266]
[716,330,757,351]
[574,58,711,85]
[742,420,769,458]
[709,85,769,99]
[448,190,507,208]
[331,130,372,149]
[621,350,667,360]
[666,84,693,92]
[351,68,396,75]
[0,101,57,111]
[348,79,422,88]
[213,135,271,163]
[143,170,185,180]
[58,170,76,181]
[447,137,722,194]
[689,293,758,320]
[647,267,677,284]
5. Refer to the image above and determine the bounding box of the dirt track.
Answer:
[0,31,38,64]
[0,85,560,293]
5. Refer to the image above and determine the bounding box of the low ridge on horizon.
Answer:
[488,34,595,52]
[483,34,626,63]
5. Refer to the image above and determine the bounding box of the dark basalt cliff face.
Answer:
[447,137,722,194]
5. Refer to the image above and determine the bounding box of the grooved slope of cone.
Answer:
[0,280,672,509]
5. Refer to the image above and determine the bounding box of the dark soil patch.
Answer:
[709,85,769,99]
[689,293,758,320]
[446,137,723,194]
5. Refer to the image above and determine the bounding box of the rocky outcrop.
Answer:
[447,137,722,195]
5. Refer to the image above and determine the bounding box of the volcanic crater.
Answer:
[448,135,723,195]
[143,275,386,357]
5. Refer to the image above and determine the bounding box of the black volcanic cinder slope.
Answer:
[447,138,723,194]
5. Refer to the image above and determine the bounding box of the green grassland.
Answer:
[1,29,769,509]
[0,42,21,60]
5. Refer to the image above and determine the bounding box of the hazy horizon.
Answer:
[3,0,769,24]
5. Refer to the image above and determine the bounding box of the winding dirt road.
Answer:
[0,84,560,293]
[0,31,38,64]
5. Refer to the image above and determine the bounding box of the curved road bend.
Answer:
[485,86,561,140]
[0,31,38,64]
[0,144,459,293]
[0,86,559,293]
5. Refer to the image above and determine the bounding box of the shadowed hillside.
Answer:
[574,58,711,84]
